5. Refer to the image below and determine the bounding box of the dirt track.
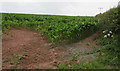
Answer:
[2,28,99,69]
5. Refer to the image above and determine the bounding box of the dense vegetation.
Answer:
[2,13,98,44]
[96,5,120,68]
[58,5,120,69]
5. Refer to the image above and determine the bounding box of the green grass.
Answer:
[58,61,109,69]
[12,55,25,65]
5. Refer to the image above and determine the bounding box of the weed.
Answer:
[12,55,25,65]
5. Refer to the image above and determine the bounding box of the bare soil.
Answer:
[2,28,99,69]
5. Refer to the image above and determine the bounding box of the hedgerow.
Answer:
[96,5,120,68]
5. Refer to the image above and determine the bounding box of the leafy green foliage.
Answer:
[2,13,98,44]
[96,6,120,68]
[96,6,120,34]
[58,5,120,69]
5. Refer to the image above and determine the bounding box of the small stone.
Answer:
[54,53,57,55]
[34,33,37,35]
[76,60,80,63]
[21,44,24,46]
[68,64,71,67]
[52,49,55,52]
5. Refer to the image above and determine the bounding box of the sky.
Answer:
[0,0,119,16]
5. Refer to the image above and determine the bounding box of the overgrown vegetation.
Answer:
[96,5,120,68]
[58,5,120,69]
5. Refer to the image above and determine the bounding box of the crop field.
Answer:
[2,13,98,43]
[1,5,119,69]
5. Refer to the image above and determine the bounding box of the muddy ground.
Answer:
[2,28,99,69]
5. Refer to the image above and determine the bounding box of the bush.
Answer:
[96,5,120,68]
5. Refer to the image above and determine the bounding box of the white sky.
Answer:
[0,0,119,16]
[0,0,119,2]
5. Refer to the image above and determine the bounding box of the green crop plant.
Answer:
[2,13,98,44]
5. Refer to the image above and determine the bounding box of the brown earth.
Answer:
[2,28,99,69]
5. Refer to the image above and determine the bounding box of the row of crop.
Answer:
[40,22,98,43]
[2,13,98,44]
[2,13,97,23]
